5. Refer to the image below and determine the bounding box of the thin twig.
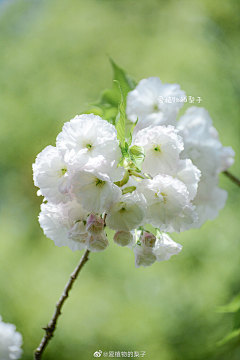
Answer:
[223,171,240,188]
[34,249,90,360]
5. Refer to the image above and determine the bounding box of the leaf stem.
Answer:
[223,171,240,188]
[129,171,148,180]
[34,249,90,360]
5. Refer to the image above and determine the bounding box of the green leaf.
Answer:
[156,229,162,238]
[83,107,103,116]
[129,145,145,170]
[115,81,126,145]
[216,328,240,347]
[119,143,129,158]
[108,57,137,99]
[233,309,240,330]
[122,186,137,195]
[84,58,137,126]
[215,293,240,313]
[215,294,240,347]
[126,118,138,146]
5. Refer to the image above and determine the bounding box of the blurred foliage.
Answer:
[216,294,240,347]
[0,0,240,359]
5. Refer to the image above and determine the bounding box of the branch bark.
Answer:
[34,249,90,360]
[223,171,240,188]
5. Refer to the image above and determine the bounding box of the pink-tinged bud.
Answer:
[133,244,157,268]
[113,230,133,247]
[141,231,156,248]
[87,232,109,252]
[86,214,104,235]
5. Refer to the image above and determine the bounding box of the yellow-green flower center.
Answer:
[154,145,161,153]
[95,178,106,188]
[83,139,93,151]
[59,167,67,177]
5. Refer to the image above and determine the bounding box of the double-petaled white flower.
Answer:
[71,169,121,214]
[106,192,147,231]
[0,316,23,360]
[192,180,228,228]
[175,159,201,201]
[126,77,185,135]
[39,200,89,252]
[33,145,71,204]
[133,125,184,177]
[138,174,198,232]
[177,107,235,175]
[177,106,234,226]
[153,233,182,262]
[56,114,121,168]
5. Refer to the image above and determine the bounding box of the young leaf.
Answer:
[115,81,126,145]
[127,118,138,146]
[129,145,145,170]
[120,143,128,158]
[83,58,137,125]
[108,57,137,99]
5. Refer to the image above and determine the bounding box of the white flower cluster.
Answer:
[0,316,23,360]
[127,77,235,228]
[33,77,234,268]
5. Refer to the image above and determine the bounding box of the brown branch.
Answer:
[34,249,90,360]
[223,171,240,188]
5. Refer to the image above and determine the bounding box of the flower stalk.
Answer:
[223,170,240,188]
[34,249,90,360]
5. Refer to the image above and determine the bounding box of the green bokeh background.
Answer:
[1,0,240,359]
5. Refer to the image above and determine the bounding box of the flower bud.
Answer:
[133,244,157,268]
[86,214,104,235]
[87,232,109,252]
[141,231,156,248]
[113,230,133,247]
[68,227,89,245]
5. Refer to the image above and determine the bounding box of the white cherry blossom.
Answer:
[175,159,201,201]
[138,175,198,232]
[56,114,121,168]
[153,233,182,262]
[39,200,89,252]
[133,125,184,176]
[192,183,228,228]
[106,192,146,231]
[177,107,235,174]
[126,77,186,135]
[33,145,71,204]
[71,169,121,214]
[0,316,23,360]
